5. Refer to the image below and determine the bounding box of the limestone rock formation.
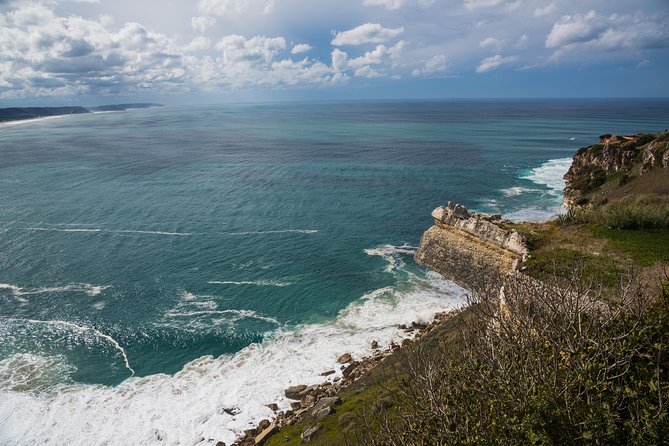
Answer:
[563,132,669,208]
[416,202,528,291]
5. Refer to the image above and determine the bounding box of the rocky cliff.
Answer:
[414,202,528,291]
[563,131,669,208]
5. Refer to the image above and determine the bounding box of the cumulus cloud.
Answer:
[197,0,274,17]
[192,0,275,32]
[331,23,404,46]
[291,43,312,54]
[362,0,433,10]
[191,16,215,33]
[476,54,518,72]
[0,3,342,99]
[545,10,669,54]
[411,54,448,76]
[479,37,502,50]
[464,0,521,11]
[534,2,555,18]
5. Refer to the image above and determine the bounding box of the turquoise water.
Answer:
[1,100,668,444]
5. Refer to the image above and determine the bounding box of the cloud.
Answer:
[191,16,215,33]
[534,2,555,18]
[412,54,448,76]
[197,0,274,17]
[331,23,404,46]
[464,0,520,11]
[545,10,669,53]
[476,54,517,72]
[186,36,211,51]
[0,3,343,99]
[479,37,502,50]
[291,43,312,54]
[192,0,275,32]
[362,0,433,10]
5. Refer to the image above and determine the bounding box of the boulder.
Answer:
[314,406,333,420]
[301,425,320,442]
[337,353,352,364]
[285,385,307,400]
[310,397,341,417]
[320,370,336,376]
[254,423,278,446]
[342,361,359,379]
[258,419,270,430]
[371,340,379,349]
[266,403,279,412]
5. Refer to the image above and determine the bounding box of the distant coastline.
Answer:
[0,103,163,124]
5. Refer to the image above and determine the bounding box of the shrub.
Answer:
[577,204,669,229]
[351,268,669,445]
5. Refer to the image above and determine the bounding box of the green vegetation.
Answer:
[352,275,669,446]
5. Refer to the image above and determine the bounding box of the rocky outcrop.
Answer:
[415,202,528,291]
[563,132,669,208]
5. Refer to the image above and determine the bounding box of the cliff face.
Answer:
[563,132,669,208]
[415,202,528,291]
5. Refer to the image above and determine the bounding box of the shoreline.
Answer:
[231,308,462,446]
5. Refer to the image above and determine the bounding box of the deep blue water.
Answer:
[0,99,668,445]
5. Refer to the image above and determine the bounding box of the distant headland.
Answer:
[0,103,163,124]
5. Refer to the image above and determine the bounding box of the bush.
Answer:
[577,204,669,229]
[351,269,669,445]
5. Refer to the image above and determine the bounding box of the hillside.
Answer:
[0,106,90,123]
[563,132,669,229]
[0,103,164,123]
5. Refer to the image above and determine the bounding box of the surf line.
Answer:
[24,319,135,376]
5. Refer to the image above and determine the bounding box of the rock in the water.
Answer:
[266,403,279,412]
[337,353,352,364]
[285,384,307,400]
[301,425,320,442]
[244,428,258,438]
[215,442,226,446]
[371,340,379,349]
[258,419,271,430]
[320,369,336,376]
[254,423,278,445]
[342,361,359,379]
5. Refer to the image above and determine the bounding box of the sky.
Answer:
[0,0,668,105]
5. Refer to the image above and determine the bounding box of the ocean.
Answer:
[1,99,668,445]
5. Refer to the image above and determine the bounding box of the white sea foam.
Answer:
[0,283,110,297]
[0,247,466,446]
[221,229,318,236]
[500,186,541,197]
[0,115,68,128]
[521,157,573,197]
[498,157,573,223]
[110,229,192,236]
[26,227,102,233]
[0,354,76,394]
[208,280,293,287]
[363,244,417,273]
[21,227,191,236]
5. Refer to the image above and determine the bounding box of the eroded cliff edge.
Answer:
[414,202,528,291]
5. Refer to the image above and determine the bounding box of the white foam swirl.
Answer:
[207,280,293,287]
[21,319,135,376]
[0,283,110,297]
[220,229,318,235]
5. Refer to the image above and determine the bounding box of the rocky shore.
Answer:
[225,310,459,446]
